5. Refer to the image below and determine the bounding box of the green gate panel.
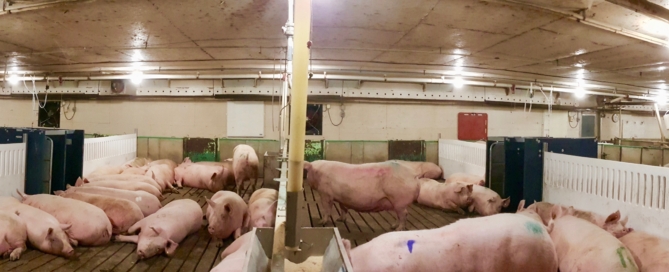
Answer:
[183,137,218,162]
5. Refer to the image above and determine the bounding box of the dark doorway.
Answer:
[38,101,61,128]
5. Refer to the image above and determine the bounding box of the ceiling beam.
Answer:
[606,0,669,25]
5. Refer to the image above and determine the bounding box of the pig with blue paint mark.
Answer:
[548,205,638,272]
[304,160,420,231]
[347,213,558,271]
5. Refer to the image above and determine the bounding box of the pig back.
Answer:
[66,186,161,216]
[249,188,278,205]
[619,231,669,272]
[22,194,112,246]
[142,199,203,240]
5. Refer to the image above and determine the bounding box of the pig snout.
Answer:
[207,225,215,234]
[137,249,147,259]
[65,248,75,258]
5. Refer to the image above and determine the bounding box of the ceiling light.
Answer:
[132,50,143,62]
[660,66,667,71]
[655,91,666,105]
[131,70,143,85]
[574,86,585,99]
[453,76,464,88]
[7,74,19,85]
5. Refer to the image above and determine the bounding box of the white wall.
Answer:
[0,99,37,127]
[600,112,661,140]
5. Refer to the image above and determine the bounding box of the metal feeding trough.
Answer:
[242,227,353,272]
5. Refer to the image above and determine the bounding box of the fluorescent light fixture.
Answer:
[655,90,667,105]
[453,76,464,88]
[7,74,19,85]
[660,66,667,71]
[574,86,585,99]
[131,70,144,85]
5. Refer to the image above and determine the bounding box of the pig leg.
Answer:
[9,244,26,261]
[392,207,408,231]
[114,235,139,244]
[319,197,334,225]
[336,205,349,222]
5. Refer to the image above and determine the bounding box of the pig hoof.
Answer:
[216,242,224,248]
[9,252,20,261]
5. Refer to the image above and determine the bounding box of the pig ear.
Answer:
[605,210,621,224]
[224,203,231,213]
[66,184,72,189]
[466,184,473,193]
[165,239,179,256]
[205,197,216,208]
[69,238,78,247]
[550,204,563,220]
[621,216,629,226]
[60,224,72,231]
[454,185,463,193]
[151,171,156,180]
[517,199,526,212]
[47,228,54,236]
[54,190,64,196]
[83,178,90,184]
[468,204,475,213]
[502,197,510,208]
[150,227,163,235]
[210,172,217,180]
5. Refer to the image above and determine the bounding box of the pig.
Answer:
[17,191,112,246]
[87,165,126,177]
[515,199,549,230]
[232,145,260,195]
[174,162,227,192]
[64,184,161,217]
[416,179,473,214]
[304,160,420,231]
[0,211,27,261]
[0,197,75,258]
[468,184,510,216]
[121,165,149,175]
[126,157,152,167]
[548,205,639,272]
[187,160,236,190]
[83,174,163,192]
[348,213,558,271]
[114,199,202,259]
[619,231,669,272]
[248,188,278,228]
[445,172,485,186]
[146,164,177,192]
[210,231,256,272]
[392,160,443,179]
[149,159,177,170]
[527,201,631,238]
[76,177,164,199]
[206,191,249,245]
[54,191,144,234]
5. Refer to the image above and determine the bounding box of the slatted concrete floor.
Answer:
[1,181,470,271]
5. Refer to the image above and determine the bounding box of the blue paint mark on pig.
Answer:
[407,240,415,253]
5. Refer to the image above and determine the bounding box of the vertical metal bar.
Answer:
[654,103,666,142]
[285,0,311,251]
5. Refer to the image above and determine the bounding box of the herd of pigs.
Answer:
[1,144,668,271]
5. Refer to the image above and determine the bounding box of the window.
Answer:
[306,104,322,135]
[38,101,60,128]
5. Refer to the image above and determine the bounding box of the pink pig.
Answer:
[445,172,485,186]
[115,199,202,259]
[76,177,163,200]
[210,231,256,272]
[348,213,558,271]
[18,191,112,246]
[87,165,126,177]
[84,174,163,193]
[205,191,249,245]
[146,164,177,192]
[232,145,260,195]
[619,230,669,272]
[527,201,631,238]
[174,162,227,192]
[55,191,144,235]
[468,184,510,216]
[393,160,443,179]
[248,188,278,228]
[0,197,75,258]
[417,179,473,214]
[64,184,161,217]
[0,210,27,261]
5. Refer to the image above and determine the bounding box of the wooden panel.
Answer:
[458,112,488,141]
[388,140,425,161]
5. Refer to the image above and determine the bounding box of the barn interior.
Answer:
[1,0,669,271]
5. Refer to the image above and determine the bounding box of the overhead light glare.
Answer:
[7,74,19,85]
[660,66,667,71]
[453,76,464,88]
[655,91,667,105]
[574,86,585,99]
[131,70,144,85]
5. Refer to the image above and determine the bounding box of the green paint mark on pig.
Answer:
[525,221,543,235]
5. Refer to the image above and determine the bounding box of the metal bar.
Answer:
[606,0,669,25]
[654,103,666,142]
[285,0,311,253]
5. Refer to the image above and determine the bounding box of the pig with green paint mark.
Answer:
[619,231,669,272]
[348,213,558,271]
[528,201,632,238]
[548,205,638,272]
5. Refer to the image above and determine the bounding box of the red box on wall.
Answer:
[458,112,488,141]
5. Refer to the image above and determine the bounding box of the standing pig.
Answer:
[114,199,202,259]
[304,160,420,231]
[54,191,144,234]
[619,231,669,271]
[0,211,27,261]
[528,201,631,238]
[18,191,112,246]
[64,184,161,217]
[146,164,177,192]
[0,197,75,258]
[232,145,260,195]
[206,191,249,245]
[393,160,443,179]
[445,172,485,186]
[416,179,472,214]
[248,188,278,228]
[468,185,510,216]
[76,178,163,199]
[349,213,558,271]
[174,163,227,192]
[548,205,638,272]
